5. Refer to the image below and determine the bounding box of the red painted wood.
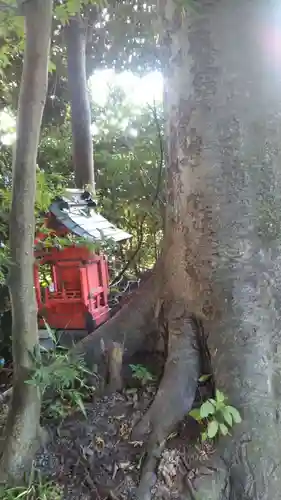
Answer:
[34,214,110,332]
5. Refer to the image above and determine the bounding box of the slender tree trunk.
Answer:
[65,13,95,190]
[0,0,53,483]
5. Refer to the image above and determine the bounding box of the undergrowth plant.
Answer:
[129,364,154,386]
[27,323,95,420]
[189,388,242,441]
[0,477,63,500]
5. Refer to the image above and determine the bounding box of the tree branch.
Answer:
[0,2,17,11]
[110,105,164,285]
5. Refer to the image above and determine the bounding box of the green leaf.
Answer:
[200,400,215,418]
[42,317,56,343]
[25,379,37,386]
[66,0,82,14]
[201,431,207,442]
[219,423,229,436]
[222,407,233,427]
[207,420,219,439]
[14,489,30,499]
[227,406,242,424]
[126,388,138,395]
[189,408,201,421]
[48,60,56,74]
[198,374,211,382]
[73,393,87,418]
[215,389,225,404]
[54,4,69,24]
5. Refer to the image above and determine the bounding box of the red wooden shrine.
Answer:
[34,190,131,336]
[34,216,110,332]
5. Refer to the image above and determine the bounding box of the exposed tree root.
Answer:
[101,340,124,392]
[183,450,227,500]
[71,264,160,372]
[0,387,12,404]
[181,432,281,500]
[132,308,200,500]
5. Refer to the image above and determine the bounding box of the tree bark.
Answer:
[132,0,281,499]
[0,0,53,483]
[72,261,160,371]
[65,13,95,190]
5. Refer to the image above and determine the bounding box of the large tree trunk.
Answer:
[0,0,53,483]
[71,259,160,370]
[65,13,95,190]
[131,0,281,498]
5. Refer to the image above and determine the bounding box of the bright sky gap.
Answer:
[0,70,164,145]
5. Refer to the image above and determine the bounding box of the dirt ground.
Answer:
[0,353,212,500]
[34,387,205,500]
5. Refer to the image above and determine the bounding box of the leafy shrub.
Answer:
[0,478,62,500]
[129,363,154,386]
[189,389,242,441]
[27,325,95,420]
